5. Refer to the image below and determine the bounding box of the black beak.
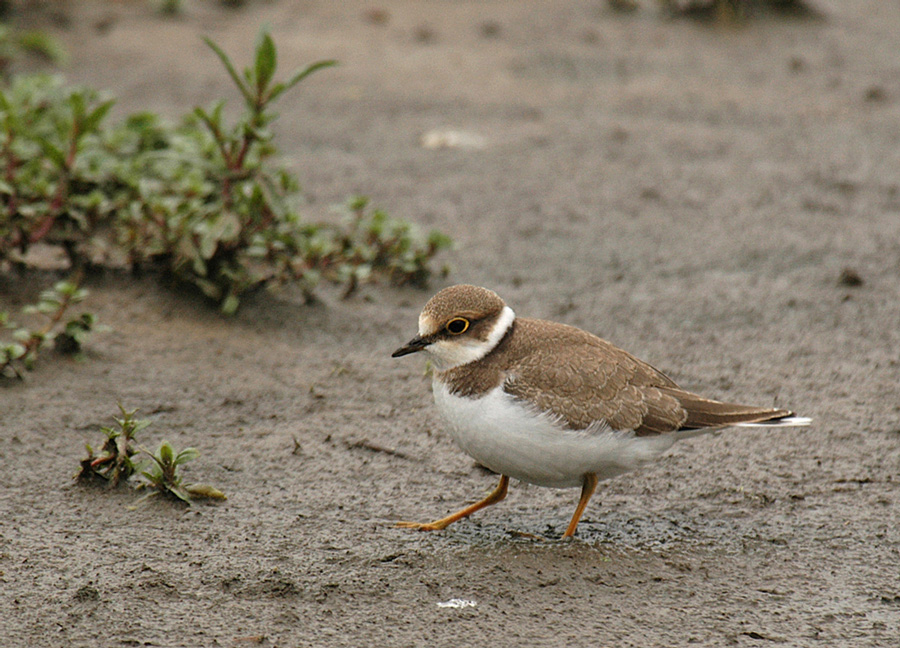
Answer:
[392,335,431,358]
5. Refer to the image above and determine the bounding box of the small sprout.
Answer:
[139,440,225,504]
[77,404,147,487]
[77,404,225,506]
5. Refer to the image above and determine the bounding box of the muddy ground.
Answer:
[2,1,900,646]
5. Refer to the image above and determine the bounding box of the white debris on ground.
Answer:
[436,598,478,609]
[420,129,488,150]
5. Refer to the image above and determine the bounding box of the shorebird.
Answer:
[392,284,810,537]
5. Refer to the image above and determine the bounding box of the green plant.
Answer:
[139,440,226,504]
[655,0,821,22]
[1,27,452,313]
[118,29,339,311]
[0,75,117,267]
[0,22,68,77]
[76,404,226,504]
[1,279,100,378]
[155,0,182,15]
[338,196,453,296]
[77,404,147,487]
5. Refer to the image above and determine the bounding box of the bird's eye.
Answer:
[445,317,470,335]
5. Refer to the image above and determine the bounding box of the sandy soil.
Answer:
[2,1,900,646]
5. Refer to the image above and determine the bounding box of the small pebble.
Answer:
[480,20,501,38]
[838,267,863,287]
[864,86,888,103]
[363,8,389,25]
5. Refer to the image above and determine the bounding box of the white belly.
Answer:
[433,381,679,489]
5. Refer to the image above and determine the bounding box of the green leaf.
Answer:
[68,91,86,124]
[83,99,115,134]
[221,294,240,315]
[169,485,194,504]
[197,231,218,260]
[54,281,80,297]
[347,195,369,213]
[193,101,225,136]
[268,60,338,102]
[203,36,254,106]
[254,29,277,97]
[16,29,69,64]
[158,441,174,466]
[31,300,60,314]
[132,419,152,434]
[35,136,66,168]
[193,278,222,300]
[427,230,454,251]
[5,343,27,360]
[174,447,199,465]
[185,483,227,500]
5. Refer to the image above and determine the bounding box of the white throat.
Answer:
[424,306,515,371]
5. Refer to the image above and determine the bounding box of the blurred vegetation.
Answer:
[612,1,822,21]
[0,21,66,75]
[1,280,100,378]
[1,27,451,314]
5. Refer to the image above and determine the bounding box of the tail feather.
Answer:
[661,387,809,430]
[734,415,812,428]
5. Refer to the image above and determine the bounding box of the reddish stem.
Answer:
[28,124,79,244]
[90,454,114,468]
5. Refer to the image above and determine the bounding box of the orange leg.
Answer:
[562,473,599,538]
[397,475,510,532]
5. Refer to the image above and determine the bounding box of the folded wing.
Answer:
[501,320,803,436]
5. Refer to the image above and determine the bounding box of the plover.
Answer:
[392,284,810,538]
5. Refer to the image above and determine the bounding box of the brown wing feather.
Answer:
[490,319,792,437]
[497,319,684,432]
